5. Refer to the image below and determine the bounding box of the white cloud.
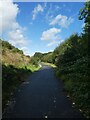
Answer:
[47,39,64,47]
[8,29,27,46]
[45,4,54,22]
[50,14,74,28]
[20,47,31,55]
[32,4,44,20]
[41,28,61,41]
[0,0,31,55]
[47,40,60,47]
[41,27,62,47]
[8,27,32,55]
[45,4,61,23]
[0,0,19,33]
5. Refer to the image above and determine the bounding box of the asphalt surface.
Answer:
[3,64,83,118]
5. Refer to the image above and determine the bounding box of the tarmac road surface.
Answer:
[3,64,84,118]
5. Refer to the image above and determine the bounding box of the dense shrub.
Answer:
[54,2,90,117]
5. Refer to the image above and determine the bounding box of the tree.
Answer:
[79,1,90,58]
[79,1,90,36]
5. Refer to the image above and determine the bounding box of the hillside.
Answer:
[1,39,41,111]
[31,52,54,64]
[1,39,30,67]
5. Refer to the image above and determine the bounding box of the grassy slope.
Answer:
[27,64,41,72]
[1,39,41,111]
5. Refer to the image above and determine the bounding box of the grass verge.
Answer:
[2,64,41,112]
[41,62,56,68]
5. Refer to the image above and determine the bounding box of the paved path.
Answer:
[3,65,83,118]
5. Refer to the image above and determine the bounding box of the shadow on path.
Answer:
[3,65,84,118]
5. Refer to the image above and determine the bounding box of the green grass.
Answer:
[41,62,56,68]
[27,64,42,72]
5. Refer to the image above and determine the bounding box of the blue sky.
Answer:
[1,0,85,56]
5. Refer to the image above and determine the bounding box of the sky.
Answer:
[0,0,85,56]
